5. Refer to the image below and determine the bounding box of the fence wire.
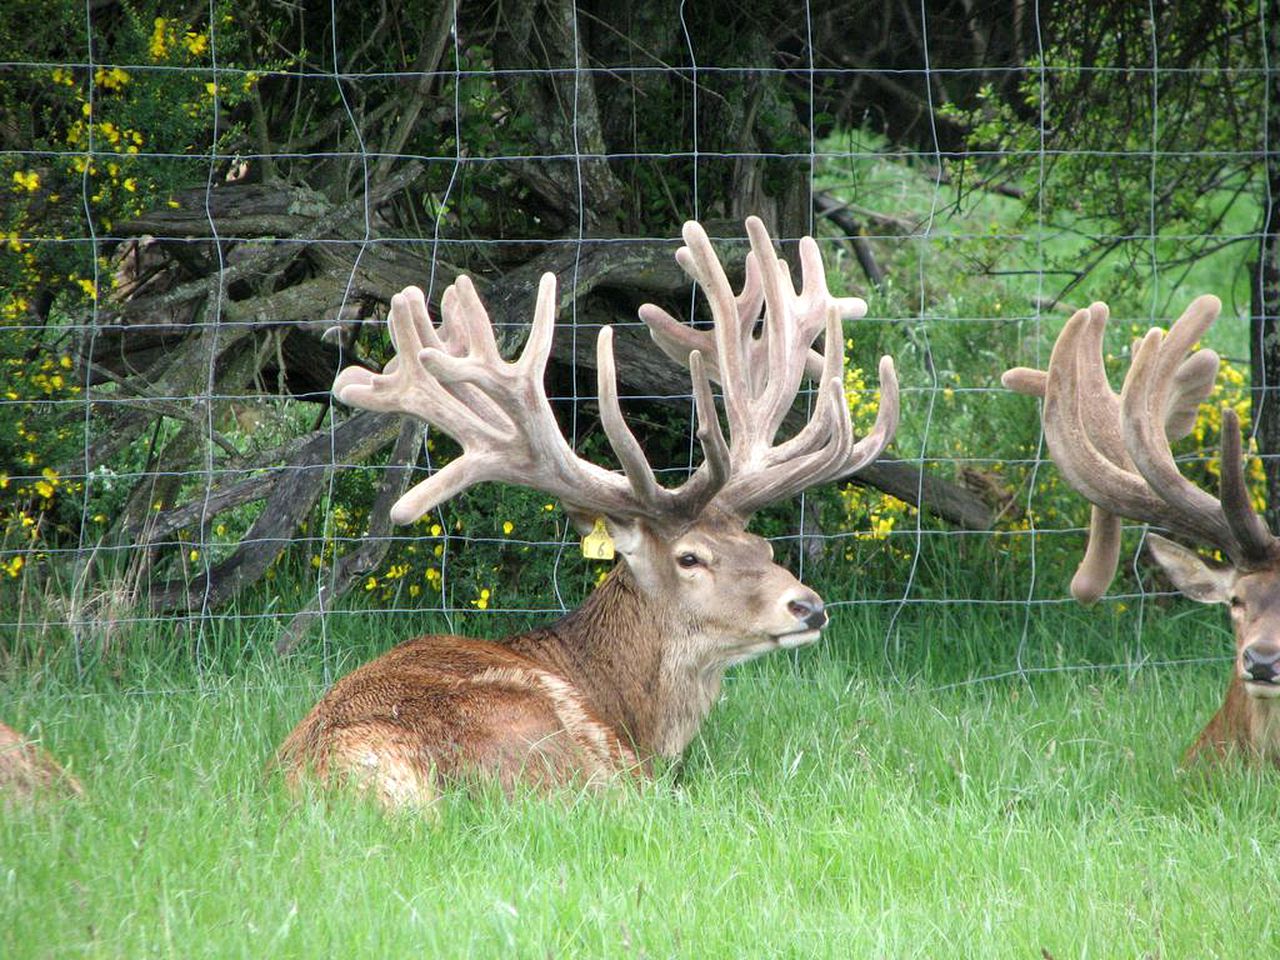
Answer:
[0,2,1264,689]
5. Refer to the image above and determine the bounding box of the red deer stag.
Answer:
[275,217,899,808]
[0,720,83,806]
[1003,295,1280,765]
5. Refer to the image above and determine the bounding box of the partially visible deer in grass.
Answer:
[1004,295,1280,766]
[275,217,899,809]
[0,720,83,806]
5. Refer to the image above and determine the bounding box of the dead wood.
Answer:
[147,410,401,611]
[274,418,422,654]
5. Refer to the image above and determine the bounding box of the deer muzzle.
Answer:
[777,591,828,648]
[1241,643,1280,696]
[786,596,828,631]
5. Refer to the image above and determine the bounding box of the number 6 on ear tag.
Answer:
[581,516,615,560]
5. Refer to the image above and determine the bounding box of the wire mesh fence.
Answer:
[0,1,1268,686]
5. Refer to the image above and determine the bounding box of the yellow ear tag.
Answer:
[581,517,615,560]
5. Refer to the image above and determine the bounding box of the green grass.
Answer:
[3,600,1278,958]
[1,129,1270,959]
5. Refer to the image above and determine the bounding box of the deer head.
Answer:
[1003,296,1280,762]
[324,217,898,760]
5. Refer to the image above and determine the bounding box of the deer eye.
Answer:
[1230,595,1245,610]
[677,552,703,569]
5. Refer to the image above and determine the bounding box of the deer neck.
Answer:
[1239,679,1280,761]
[1207,677,1280,763]
[507,565,725,761]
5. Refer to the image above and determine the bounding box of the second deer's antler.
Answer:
[1002,295,1276,602]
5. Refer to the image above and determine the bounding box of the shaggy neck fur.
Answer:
[507,564,724,760]
[1191,677,1280,765]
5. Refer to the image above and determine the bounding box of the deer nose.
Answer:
[787,595,828,630]
[1243,645,1280,683]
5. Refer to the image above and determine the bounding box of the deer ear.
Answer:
[602,516,645,556]
[1146,533,1234,603]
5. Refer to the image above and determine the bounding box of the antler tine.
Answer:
[1069,507,1123,605]
[1033,308,1159,520]
[664,349,734,518]
[1072,303,1128,467]
[673,221,759,443]
[595,325,663,509]
[595,325,732,517]
[747,218,805,445]
[688,350,732,490]
[1219,406,1278,562]
[444,275,501,362]
[642,304,829,385]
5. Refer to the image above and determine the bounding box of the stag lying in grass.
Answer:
[275,218,898,809]
[0,720,83,807]
[1004,295,1280,766]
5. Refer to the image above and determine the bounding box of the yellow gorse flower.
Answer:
[150,18,170,59]
[94,67,130,91]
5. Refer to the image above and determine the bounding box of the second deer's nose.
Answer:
[1243,645,1280,682]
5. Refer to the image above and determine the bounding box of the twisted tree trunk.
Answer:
[1250,0,1280,529]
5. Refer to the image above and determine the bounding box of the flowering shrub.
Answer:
[0,3,258,597]
[1,6,256,331]
[0,332,85,578]
[835,342,916,559]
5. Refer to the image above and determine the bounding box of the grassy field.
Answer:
[3,599,1278,959]
[1,133,1268,959]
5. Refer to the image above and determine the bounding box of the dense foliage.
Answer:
[0,0,1270,651]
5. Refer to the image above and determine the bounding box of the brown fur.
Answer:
[275,513,826,809]
[284,221,892,810]
[0,721,83,806]
[276,632,640,805]
[1184,677,1280,766]
[1148,539,1280,768]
